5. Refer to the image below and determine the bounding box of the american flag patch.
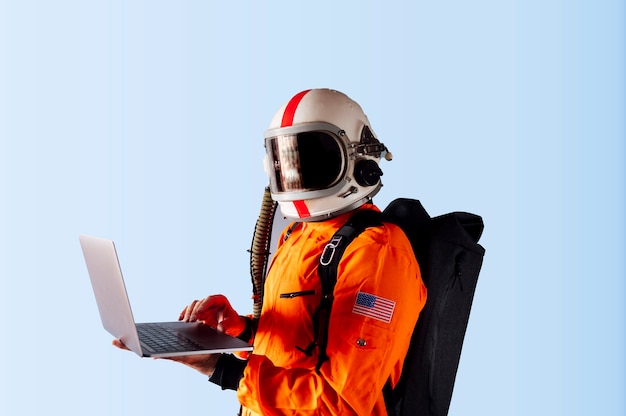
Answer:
[352,292,396,323]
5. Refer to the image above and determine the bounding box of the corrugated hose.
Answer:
[249,186,278,319]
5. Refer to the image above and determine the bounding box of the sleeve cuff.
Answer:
[237,316,258,343]
[209,353,248,391]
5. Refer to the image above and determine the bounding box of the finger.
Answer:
[178,305,189,321]
[187,298,204,321]
[192,295,230,323]
[200,303,223,328]
[181,300,199,322]
[189,295,219,322]
[112,339,130,351]
[216,315,246,336]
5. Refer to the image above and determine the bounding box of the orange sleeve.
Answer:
[237,224,426,415]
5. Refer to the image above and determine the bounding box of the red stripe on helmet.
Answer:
[293,200,311,218]
[281,89,311,127]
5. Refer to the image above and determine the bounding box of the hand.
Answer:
[179,294,246,337]
[159,353,220,377]
[112,339,219,376]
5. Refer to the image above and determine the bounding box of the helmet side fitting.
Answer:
[264,88,392,222]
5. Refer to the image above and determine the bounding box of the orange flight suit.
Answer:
[238,204,427,415]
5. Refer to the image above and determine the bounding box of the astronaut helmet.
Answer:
[263,88,392,221]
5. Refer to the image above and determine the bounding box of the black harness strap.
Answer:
[310,209,383,372]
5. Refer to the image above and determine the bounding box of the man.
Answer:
[116,88,427,415]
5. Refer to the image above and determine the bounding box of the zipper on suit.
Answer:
[280,290,316,298]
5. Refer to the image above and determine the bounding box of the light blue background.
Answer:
[1,1,623,415]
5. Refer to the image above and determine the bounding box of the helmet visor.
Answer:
[266,131,345,193]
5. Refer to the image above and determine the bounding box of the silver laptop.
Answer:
[79,234,253,357]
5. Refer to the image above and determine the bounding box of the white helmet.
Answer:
[263,88,392,221]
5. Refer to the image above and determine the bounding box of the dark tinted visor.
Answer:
[266,131,345,193]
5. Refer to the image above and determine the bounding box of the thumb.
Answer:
[216,316,246,337]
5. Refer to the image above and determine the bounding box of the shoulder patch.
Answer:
[352,292,396,323]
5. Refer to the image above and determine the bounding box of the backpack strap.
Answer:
[309,209,383,372]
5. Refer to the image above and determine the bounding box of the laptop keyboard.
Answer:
[136,323,205,353]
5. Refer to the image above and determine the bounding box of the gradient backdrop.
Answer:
[1,1,624,415]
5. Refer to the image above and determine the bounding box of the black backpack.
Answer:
[314,198,485,416]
